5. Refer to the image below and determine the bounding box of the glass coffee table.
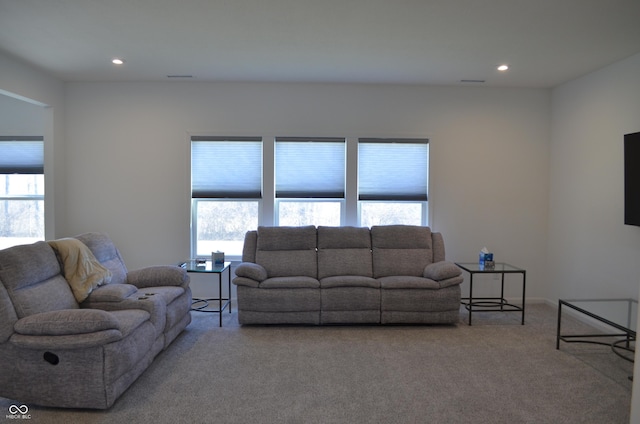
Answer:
[179,260,232,327]
[556,298,637,362]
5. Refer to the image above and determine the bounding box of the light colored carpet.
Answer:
[0,303,633,423]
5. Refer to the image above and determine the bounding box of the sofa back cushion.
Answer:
[255,226,317,278]
[432,232,446,263]
[317,226,373,279]
[75,232,128,285]
[371,225,434,278]
[0,241,78,325]
[0,281,17,343]
[242,230,258,263]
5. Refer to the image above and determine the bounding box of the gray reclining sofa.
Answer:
[233,225,463,325]
[0,232,191,409]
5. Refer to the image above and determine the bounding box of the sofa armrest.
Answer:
[235,262,267,281]
[14,309,120,336]
[81,284,157,315]
[232,276,260,288]
[233,262,266,288]
[423,261,463,281]
[82,283,138,303]
[127,265,189,289]
[10,329,123,350]
[83,296,155,311]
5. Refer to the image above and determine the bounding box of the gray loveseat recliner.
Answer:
[0,233,191,409]
[233,225,463,325]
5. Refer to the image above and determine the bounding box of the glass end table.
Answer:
[179,260,232,327]
[455,262,526,325]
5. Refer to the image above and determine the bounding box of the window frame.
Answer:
[190,198,261,260]
[357,200,428,227]
[357,138,429,227]
[189,134,430,259]
[0,136,45,249]
[190,136,263,260]
[274,198,345,227]
[273,136,346,227]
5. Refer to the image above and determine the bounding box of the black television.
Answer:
[624,131,640,226]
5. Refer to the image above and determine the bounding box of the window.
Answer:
[358,138,429,226]
[191,137,262,258]
[190,134,430,258]
[275,137,345,226]
[0,137,45,249]
[277,200,342,226]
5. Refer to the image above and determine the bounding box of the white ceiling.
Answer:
[1,0,640,88]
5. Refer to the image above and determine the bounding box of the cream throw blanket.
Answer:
[48,238,112,303]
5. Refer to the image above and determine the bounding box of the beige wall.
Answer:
[548,53,640,301]
[0,95,45,134]
[62,82,550,302]
[549,52,640,422]
[3,39,640,424]
[0,50,65,241]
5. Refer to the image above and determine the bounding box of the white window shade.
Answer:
[275,137,345,198]
[0,137,44,174]
[358,138,429,201]
[191,137,262,198]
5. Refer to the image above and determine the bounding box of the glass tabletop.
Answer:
[561,299,638,333]
[179,260,231,273]
[455,262,524,273]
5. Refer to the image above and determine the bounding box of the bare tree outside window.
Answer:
[277,201,341,227]
[0,174,44,249]
[360,202,423,228]
[195,200,258,257]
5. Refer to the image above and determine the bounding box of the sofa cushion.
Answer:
[48,238,113,303]
[320,275,379,289]
[0,241,79,318]
[432,232,446,263]
[372,249,433,278]
[75,233,129,285]
[378,276,441,290]
[14,309,121,336]
[317,226,371,249]
[371,225,433,278]
[256,250,318,278]
[317,226,373,278]
[0,282,17,343]
[256,225,317,251]
[259,276,319,289]
[108,309,152,337]
[318,249,373,279]
[242,231,258,263]
[255,226,318,278]
[371,225,432,250]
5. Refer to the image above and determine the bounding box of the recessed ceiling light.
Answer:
[497,64,509,71]
[112,58,125,65]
